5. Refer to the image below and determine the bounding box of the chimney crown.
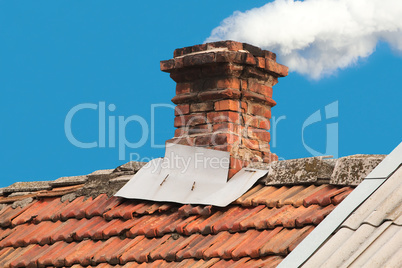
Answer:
[161,41,288,178]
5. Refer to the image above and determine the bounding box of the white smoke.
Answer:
[206,0,402,79]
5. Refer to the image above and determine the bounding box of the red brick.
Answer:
[242,138,260,151]
[241,79,247,90]
[175,104,190,116]
[256,57,266,69]
[207,111,241,124]
[188,124,211,135]
[243,114,260,129]
[259,142,271,153]
[214,100,240,112]
[248,128,270,142]
[176,83,191,95]
[259,118,270,130]
[244,53,257,65]
[204,77,240,91]
[174,114,207,128]
[208,40,243,51]
[242,90,276,107]
[195,133,240,147]
[191,43,208,53]
[171,92,197,105]
[212,122,240,133]
[263,152,278,163]
[249,103,271,118]
[249,82,273,97]
[241,102,247,113]
[265,58,288,77]
[183,52,215,67]
[190,102,214,113]
[211,133,240,146]
[160,59,174,72]
[198,89,241,102]
[174,128,187,137]
[170,68,202,82]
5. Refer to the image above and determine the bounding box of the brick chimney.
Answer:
[160,41,288,178]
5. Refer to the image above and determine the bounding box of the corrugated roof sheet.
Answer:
[0,170,354,267]
[302,165,402,268]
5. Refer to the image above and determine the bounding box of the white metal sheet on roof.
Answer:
[115,143,268,207]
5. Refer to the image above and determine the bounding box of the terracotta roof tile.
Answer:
[0,163,356,267]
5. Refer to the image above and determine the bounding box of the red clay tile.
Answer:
[9,244,47,268]
[212,206,260,233]
[25,220,56,246]
[234,184,264,206]
[315,187,349,206]
[59,196,89,220]
[10,199,46,226]
[84,194,109,217]
[120,236,160,264]
[73,216,106,240]
[141,234,171,263]
[153,234,199,261]
[37,241,71,267]
[0,227,15,242]
[175,215,199,234]
[102,218,139,239]
[144,213,180,237]
[295,204,335,226]
[50,218,81,243]
[186,211,223,235]
[35,198,68,222]
[0,244,34,268]
[202,231,232,259]
[231,205,265,232]
[0,223,35,248]
[105,236,145,265]
[0,247,16,267]
[332,187,353,205]
[276,185,307,207]
[234,227,283,259]
[247,186,280,206]
[288,226,314,252]
[0,203,33,228]
[194,231,228,259]
[281,185,325,207]
[245,256,284,268]
[63,240,98,266]
[175,234,205,260]
[178,204,193,217]
[303,185,335,206]
[104,201,146,220]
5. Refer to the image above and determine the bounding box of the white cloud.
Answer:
[206,0,402,79]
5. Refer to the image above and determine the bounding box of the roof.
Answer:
[0,155,384,267]
[279,142,402,267]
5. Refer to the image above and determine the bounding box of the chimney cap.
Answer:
[161,40,288,78]
[173,40,277,60]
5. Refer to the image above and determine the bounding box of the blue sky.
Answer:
[1,1,401,187]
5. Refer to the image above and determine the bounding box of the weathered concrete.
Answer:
[330,154,386,185]
[262,157,336,185]
[50,175,88,187]
[1,181,51,195]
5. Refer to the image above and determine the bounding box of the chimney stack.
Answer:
[161,41,288,178]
